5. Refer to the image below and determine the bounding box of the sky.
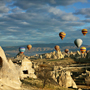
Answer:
[0,0,90,46]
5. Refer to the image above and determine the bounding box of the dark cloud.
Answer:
[82,19,90,23]
[74,8,90,18]
[13,0,87,9]
[0,0,11,13]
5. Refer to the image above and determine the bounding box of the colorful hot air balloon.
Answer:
[54,45,60,51]
[80,47,86,54]
[74,39,83,48]
[59,32,66,40]
[19,47,25,54]
[27,44,32,50]
[64,49,69,53]
[82,29,88,36]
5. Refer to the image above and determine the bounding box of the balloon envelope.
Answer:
[54,45,60,51]
[59,32,66,40]
[82,29,88,36]
[64,49,69,53]
[86,50,89,53]
[80,47,86,54]
[19,47,25,53]
[74,39,83,48]
[27,44,32,50]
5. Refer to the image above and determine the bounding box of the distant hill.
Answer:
[2,43,90,57]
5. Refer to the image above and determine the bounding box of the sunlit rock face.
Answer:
[20,57,37,80]
[58,70,77,88]
[56,51,64,59]
[0,46,21,89]
[85,70,90,86]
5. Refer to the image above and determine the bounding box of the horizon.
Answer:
[1,42,90,47]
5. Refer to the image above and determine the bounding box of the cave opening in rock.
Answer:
[0,57,3,68]
[23,70,28,74]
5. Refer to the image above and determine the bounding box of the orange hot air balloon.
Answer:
[82,29,88,36]
[27,44,32,50]
[59,32,66,40]
[54,45,60,51]
[64,49,69,53]
[80,47,86,54]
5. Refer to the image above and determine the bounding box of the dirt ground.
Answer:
[30,57,90,90]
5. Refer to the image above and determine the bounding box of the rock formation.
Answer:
[45,53,51,59]
[0,46,21,89]
[85,70,90,85]
[86,51,90,59]
[20,57,37,80]
[58,70,77,88]
[56,51,64,59]
[15,52,26,60]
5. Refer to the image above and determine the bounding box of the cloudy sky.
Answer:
[0,0,90,46]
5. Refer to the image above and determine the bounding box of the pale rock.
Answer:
[81,53,84,58]
[45,53,51,59]
[52,51,56,56]
[78,88,82,90]
[20,57,37,79]
[85,70,90,85]
[56,51,64,59]
[58,70,77,88]
[0,46,21,89]
[50,71,57,82]
[52,55,57,59]
[40,55,42,59]
[75,51,81,57]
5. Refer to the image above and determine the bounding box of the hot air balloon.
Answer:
[19,47,25,54]
[82,29,88,36]
[59,32,66,40]
[64,49,69,53]
[86,50,89,53]
[74,39,83,48]
[54,45,60,51]
[27,44,32,50]
[80,47,86,54]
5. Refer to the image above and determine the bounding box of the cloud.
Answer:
[0,0,12,13]
[0,6,9,13]
[13,0,87,9]
[0,0,89,46]
[74,8,90,18]
[82,19,90,23]
[11,7,24,13]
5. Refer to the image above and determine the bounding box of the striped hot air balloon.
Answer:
[59,32,66,40]
[80,47,86,54]
[82,29,88,36]
[19,47,25,54]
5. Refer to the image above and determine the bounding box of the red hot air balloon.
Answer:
[59,32,66,40]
